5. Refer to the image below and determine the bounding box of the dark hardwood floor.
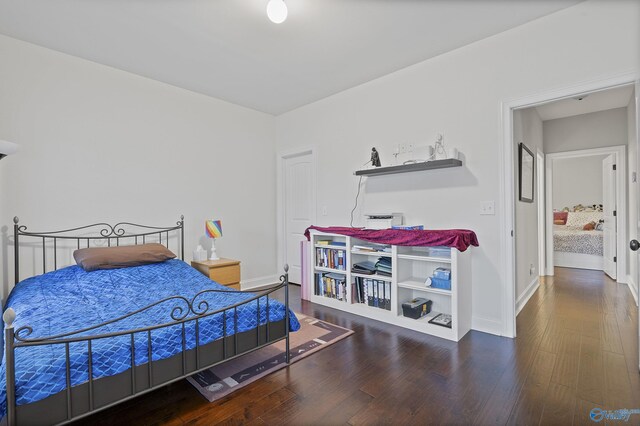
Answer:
[79,268,639,425]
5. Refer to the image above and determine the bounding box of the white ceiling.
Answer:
[535,85,635,121]
[0,0,583,115]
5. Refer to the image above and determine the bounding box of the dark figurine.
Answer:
[371,147,381,167]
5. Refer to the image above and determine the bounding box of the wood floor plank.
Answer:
[505,350,556,425]
[551,353,580,389]
[602,351,635,409]
[573,398,604,426]
[576,335,605,405]
[539,382,576,426]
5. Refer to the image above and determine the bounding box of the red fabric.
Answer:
[304,226,479,252]
[553,211,568,225]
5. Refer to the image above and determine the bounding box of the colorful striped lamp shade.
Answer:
[206,220,223,239]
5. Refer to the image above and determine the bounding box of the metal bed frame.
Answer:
[3,216,291,426]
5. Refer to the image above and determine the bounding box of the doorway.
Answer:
[501,74,639,340]
[544,146,626,280]
[279,149,316,284]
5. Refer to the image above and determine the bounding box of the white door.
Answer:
[602,154,617,279]
[283,152,314,284]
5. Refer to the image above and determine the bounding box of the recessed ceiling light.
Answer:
[267,0,288,24]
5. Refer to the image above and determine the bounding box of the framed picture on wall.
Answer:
[519,142,534,203]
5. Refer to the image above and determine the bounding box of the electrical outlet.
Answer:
[321,206,328,216]
[407,144,414,154]
[480,201,495,215]
[529,264,535,276]
[398,143,407,154]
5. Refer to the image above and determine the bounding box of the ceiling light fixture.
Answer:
[267,0,288,24]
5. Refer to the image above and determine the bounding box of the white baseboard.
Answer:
[471,316,503,337]
[516,276,540,315]
[627,274,639,306]
[241,275,280,291]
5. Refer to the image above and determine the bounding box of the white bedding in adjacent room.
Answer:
[553,225,603,256]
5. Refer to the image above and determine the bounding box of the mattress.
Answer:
[0,259,300,415]
[553,225,603,256]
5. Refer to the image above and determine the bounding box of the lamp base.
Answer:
[209,239,220,261]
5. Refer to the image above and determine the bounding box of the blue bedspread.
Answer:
[0,259,299,415]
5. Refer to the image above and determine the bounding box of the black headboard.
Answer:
[13,215,184,284]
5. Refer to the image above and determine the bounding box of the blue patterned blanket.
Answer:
[0,259,299,415]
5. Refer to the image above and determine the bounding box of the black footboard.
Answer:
[3,268,292,426]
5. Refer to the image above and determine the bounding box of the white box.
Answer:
[365,213,403,229]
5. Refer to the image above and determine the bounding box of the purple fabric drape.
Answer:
[304,226,479,252]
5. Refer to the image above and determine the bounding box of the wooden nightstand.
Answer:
[191,258,241,290]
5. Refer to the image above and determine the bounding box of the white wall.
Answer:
[0,35,278,300]
[628,91,639,302]
[275,0,640,335]
[552,155,607,210]
[543,107,628,153]
[513,108,543,304]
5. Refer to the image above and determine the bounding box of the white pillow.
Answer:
[565,211,603,227]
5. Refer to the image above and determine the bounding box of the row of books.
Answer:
[352,277,391,311]
[315,248,346,270]
[315,272,347,301]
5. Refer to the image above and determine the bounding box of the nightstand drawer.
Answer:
[191,258,241,289]
[209,267,240,286]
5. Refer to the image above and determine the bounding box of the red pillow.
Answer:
[553,211,568,225]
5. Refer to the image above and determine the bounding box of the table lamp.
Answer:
[205,220,223,260]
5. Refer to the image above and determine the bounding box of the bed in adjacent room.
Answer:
[2,217,299,426]
[553,210,604,270]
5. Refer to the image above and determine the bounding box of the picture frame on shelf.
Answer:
[428,313,452,328]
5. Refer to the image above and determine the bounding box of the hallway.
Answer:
[515,267,639,423]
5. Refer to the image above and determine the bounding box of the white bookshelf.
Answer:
[308,230,472,342]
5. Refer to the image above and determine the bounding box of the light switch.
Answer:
[321,206,328,216]
[480,201,495,215]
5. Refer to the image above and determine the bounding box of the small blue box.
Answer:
[433,267,451,280]
[430,277,451,290]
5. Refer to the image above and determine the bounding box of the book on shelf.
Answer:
[317,240,346,247]
[375,256,392,276]
[353,244,391,253]
[315,272,347,301]
[352,261,376,275]
[315,247,346,270]
[353,245,377,252]
[353,276,391,311]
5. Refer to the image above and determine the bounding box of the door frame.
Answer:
[544,146,627,280]
[536,150,546,276]
[276,147,317,280]
[500,71,638,338]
